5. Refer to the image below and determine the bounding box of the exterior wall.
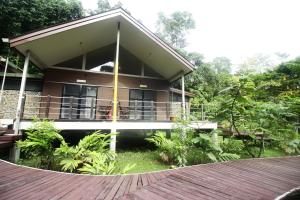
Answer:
[40,68,171,120]
[0,90,41,119]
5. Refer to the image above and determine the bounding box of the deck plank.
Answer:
[0,156,299,200]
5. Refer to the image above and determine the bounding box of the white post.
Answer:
[14,51,30,135]
[110,22,120,152]
[0,57,9,104]
[82,54,86,70]
[181,75,186,119]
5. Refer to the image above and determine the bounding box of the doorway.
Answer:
[60,84,97,119]
[129,89,156,120]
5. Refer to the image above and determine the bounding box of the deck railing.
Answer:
[0,94,210,122]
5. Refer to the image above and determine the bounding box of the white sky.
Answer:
[81,0,300,64]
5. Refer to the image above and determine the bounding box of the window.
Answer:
[129,89,156,120]
[60,84,97,119]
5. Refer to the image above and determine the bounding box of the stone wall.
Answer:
[0,90,41,119]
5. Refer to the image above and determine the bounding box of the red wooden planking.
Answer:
[0,156,299,200]
[104,176,125,200]
[187,166,277,198]
[114,175,132,199]
[129,174,139,192]
[96,176,121,199]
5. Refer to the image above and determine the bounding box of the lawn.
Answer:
[115,150,170,173]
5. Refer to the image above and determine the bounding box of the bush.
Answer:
[220,137,245,155]
[17,119,64,169]
[55,131,117,174]
[146,131,191,166]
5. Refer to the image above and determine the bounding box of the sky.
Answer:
[81,0,300,65]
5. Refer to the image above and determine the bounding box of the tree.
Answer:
[211,57,232,74]
[0,0,84,55]
[88,0,130,15]
[238,53,275,74]
[156,11,195,49]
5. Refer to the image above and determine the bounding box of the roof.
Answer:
[170,87,195,97]
[9,9,195,82]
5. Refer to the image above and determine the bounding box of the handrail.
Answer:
[1,94,209,121]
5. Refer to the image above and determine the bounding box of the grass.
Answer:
[115,150,170,174]
[262,148,286,158]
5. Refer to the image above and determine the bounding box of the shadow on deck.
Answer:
[0,156,299,200]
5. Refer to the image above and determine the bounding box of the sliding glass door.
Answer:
[129,89,156,120]
[60,84,97,119]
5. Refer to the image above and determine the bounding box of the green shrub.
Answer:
[192,132,240,163]
[146,131,191,166]
[17,119,64,169]
[55,131,117,174]
[220,137,245,154]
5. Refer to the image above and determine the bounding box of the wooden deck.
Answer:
[0,156,299,200]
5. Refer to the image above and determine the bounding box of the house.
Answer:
[1,9,217,151]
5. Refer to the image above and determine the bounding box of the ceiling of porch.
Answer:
[10,9,194,81]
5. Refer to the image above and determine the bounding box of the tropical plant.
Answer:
[191,132,240,163]
[55,131,117,174]
[220,137,245,155]
[17,119,65,169]
[146,131,191,166]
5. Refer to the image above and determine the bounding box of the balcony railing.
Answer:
[0,94,210,122]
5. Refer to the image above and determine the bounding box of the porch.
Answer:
[5,93,216,130]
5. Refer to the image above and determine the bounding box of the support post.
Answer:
[45,95,51,118]
[110,22,120,152]
[14,51,30,135]
[82,54,86,70]
[181,75,186,119]
[0,57,9,104]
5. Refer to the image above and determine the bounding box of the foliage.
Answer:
[220,137,245,155]
[156,11,195,49]
[55,131,118,174]
[146,131,191,166]
[191,132,240,163]
[17,119,64,169]
[87,0,130,15]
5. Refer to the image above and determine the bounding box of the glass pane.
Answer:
[80,108,95,119]
[143,110,155,120]
[144,91,155,100]
[82,86,97,97]
[64,85,80,96]
[61,107,78,119]
[80,97,96,107]
[130,90,142,100]
[62,98,79,107]
[129,110,142,120]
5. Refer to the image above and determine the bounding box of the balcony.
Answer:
[0,94,217,130]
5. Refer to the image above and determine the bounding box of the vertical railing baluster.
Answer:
[45,95,51,119]
[69,96,73,120]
